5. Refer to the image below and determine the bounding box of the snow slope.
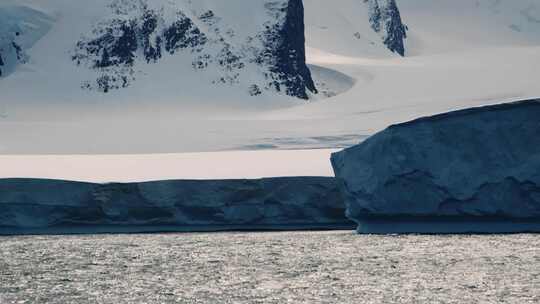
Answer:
[0,0,539,165]
[0,0,317,106]
[257,0,540,148]
[304,0,407,58]
[400,0,540,56]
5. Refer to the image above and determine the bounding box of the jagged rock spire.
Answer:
[72,0,317,99]
[266,0,318,99]
[367,0,407,56]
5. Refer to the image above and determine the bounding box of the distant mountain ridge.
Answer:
[0,0,317,100]
[71,0,317,99]
[1,0,540,108]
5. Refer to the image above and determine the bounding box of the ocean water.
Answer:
[1,231,539,303]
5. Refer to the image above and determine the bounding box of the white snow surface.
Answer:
[0,149,337,183]
[0,0,540,180]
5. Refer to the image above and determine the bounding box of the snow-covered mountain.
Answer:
[0,0,539,156]
[0,0,409,102]
[365,0,407,56]
[70,0,317,99]
[304,0,408,58]
[400,0,540,55]
[306,0,540,57]
[0,5,54,77]
[0,0,318,104]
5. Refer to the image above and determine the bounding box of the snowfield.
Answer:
[0,149,337,183]
[0,0,539,180]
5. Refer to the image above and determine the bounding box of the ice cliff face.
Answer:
[71,0,317,99]
[332,100,540,233]
[365,0,407,56]
[0,177,352,233]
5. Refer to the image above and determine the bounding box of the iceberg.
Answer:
[331,100,540,234]
[0,177,353,235]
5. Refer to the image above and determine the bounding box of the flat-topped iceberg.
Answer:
[332,100,540,234]
[0,177,353,235]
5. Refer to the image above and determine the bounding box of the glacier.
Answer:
[331,100,540,234]
[0,177,353,235]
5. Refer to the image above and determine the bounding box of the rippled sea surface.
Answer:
[1,231,540,303]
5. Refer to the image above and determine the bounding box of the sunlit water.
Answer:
[1,231,539,303]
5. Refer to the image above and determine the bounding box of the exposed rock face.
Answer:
[0,52,4,76]
[0,5,53,78]
[332,100,540,233]
[73,7,208,92]
[0,36,25,78]
[73,0,316,99]
[262,0,317,99]
[366,0,407,56]
[0,177,352,234]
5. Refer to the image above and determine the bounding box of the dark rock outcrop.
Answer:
[0,5,54,78]
[332,100,540,233]
[12,42,23,61]
[72,0,316,99]
[261,0,317,99]
[366,0,407,56]
[0,177,353,235]
[163,14,207,55]
[73,9,207,92]
[140,10,162,62]
[0,52,4,76]
[0,41,27,78]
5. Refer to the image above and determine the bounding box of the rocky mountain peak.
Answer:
[72,0,317,99]
[366,0,407,56]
